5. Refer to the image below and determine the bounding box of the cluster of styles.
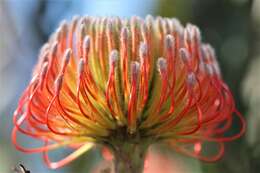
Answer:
[12,15,245,169]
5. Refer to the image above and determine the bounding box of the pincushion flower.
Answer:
[12,15,245,173]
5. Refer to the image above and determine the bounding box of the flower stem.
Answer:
[113,143,147,173]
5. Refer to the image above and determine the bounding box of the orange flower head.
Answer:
[12,16,245,169]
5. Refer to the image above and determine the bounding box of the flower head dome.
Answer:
[12,15,245,169]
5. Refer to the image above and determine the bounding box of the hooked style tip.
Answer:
[179,48,190,65]
[121,27,129,41]
[187,72,196,87]
[171,18,184,34]
[109,50,119,67]
[79,24,86,40]
[106,19,113,34]
[78,59,85,76]
[131,61,140,76]
[165,34,174,50]
[59,20,68,34]
[139,42,148,59]
[83,35,90,51]
[63,49,72,67]
[40,62,49,78]
[157,57,167,73]
[54,74,64,93]
[204,64,214,76]
[51,41,58,57]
